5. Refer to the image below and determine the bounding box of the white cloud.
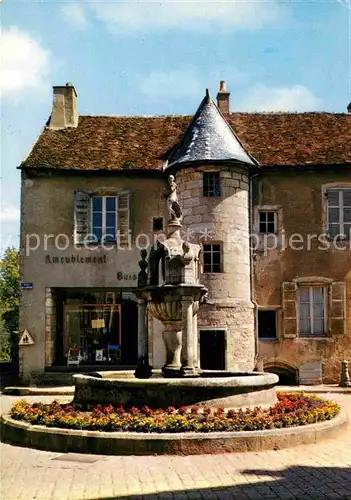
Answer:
[240,84,320,112]
[0,27,50,98]
[0,202,20,222]
[61,3,88,29]
[90,0,288,34]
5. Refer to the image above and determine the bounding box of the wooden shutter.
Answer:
[117,191,131,247]
[282,281,298,338]
[330,282,346,335]
[74,191,90,244]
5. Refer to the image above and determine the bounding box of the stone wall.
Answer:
[176,165,255,371]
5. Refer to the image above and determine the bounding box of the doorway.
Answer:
[200,330,226,370]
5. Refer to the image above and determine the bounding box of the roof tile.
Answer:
[21,112,351,171]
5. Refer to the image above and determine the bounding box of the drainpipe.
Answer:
[249,172,261,370]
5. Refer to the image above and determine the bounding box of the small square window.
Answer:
[203,172,221,197]
[258,310,277,339]
[203,244,222,273]
[259,211,277,234]
[153,217,163,231]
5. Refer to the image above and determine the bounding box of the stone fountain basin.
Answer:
[73,371,278,410]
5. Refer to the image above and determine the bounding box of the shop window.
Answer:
[298,286,326,336]
[258,310,277,339]
[203,172,221,197]
[203,243,222,273]
[326,188,351,238]
[64,303,122,364]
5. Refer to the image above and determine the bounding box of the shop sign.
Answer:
[117,272,137,281]
[45,254,107,264]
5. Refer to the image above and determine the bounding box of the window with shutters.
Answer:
[326,188,351,239]
[283,279,346,338]
[298,286,327,337]
[74,190,131,246]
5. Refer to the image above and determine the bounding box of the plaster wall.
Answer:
[19,171,168,380]
[254,170,351,383]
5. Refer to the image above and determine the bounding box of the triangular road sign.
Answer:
[19,329,35,346]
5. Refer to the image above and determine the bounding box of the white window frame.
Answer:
[258,210,278,234]
[326,188,351,238]
[91,195,118,241]
[203,243,222,273]
[298,286,327,337]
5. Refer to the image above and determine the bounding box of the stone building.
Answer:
[18,82,351,384]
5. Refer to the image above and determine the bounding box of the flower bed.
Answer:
[9,393,340,433]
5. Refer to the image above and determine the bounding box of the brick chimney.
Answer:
[49,82,78,129]
[216,80,230,115]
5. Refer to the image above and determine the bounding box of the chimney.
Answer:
[49,82,78,129]
[216,80,230,115]
[348,102,351,113]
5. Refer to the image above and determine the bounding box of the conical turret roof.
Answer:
[165,90,256,169]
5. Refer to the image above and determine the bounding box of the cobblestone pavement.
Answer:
[1,392,351,500]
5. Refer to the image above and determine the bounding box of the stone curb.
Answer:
[2,387,74,396]
[0,410,348,456]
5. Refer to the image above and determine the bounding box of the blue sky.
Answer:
[1,0,350,253]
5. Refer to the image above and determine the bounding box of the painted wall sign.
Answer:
[117,272,137,281]
[19,329,35,346]
[21,282,33,289]
[45,254,107,264]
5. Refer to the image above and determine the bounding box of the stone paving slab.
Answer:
[0,392,350,500]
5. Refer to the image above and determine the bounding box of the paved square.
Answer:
[1,391,350,500]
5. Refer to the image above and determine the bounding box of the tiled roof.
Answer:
[21,112,351,171]
[166,90,255,168]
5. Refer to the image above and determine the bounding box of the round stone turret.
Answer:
[176,165,255,371]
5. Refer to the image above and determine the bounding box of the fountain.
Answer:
[73,176,278,410]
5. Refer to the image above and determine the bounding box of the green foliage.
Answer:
[0,248,20,362]
[10,393,341,433]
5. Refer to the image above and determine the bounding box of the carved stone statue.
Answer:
[166,175,182,224]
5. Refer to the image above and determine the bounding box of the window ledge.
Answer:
[299,335,331,340]
[259,338,278,342]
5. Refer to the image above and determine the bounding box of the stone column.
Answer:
[162,321,182,376]
[181,297,197,376]
[134,296,152,379]
[193,312,199,369]
[137,297,148,359]
[45,288,56,367]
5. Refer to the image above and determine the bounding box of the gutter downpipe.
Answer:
[249,171,261,370]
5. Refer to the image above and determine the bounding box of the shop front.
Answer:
[52,288,138,368]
